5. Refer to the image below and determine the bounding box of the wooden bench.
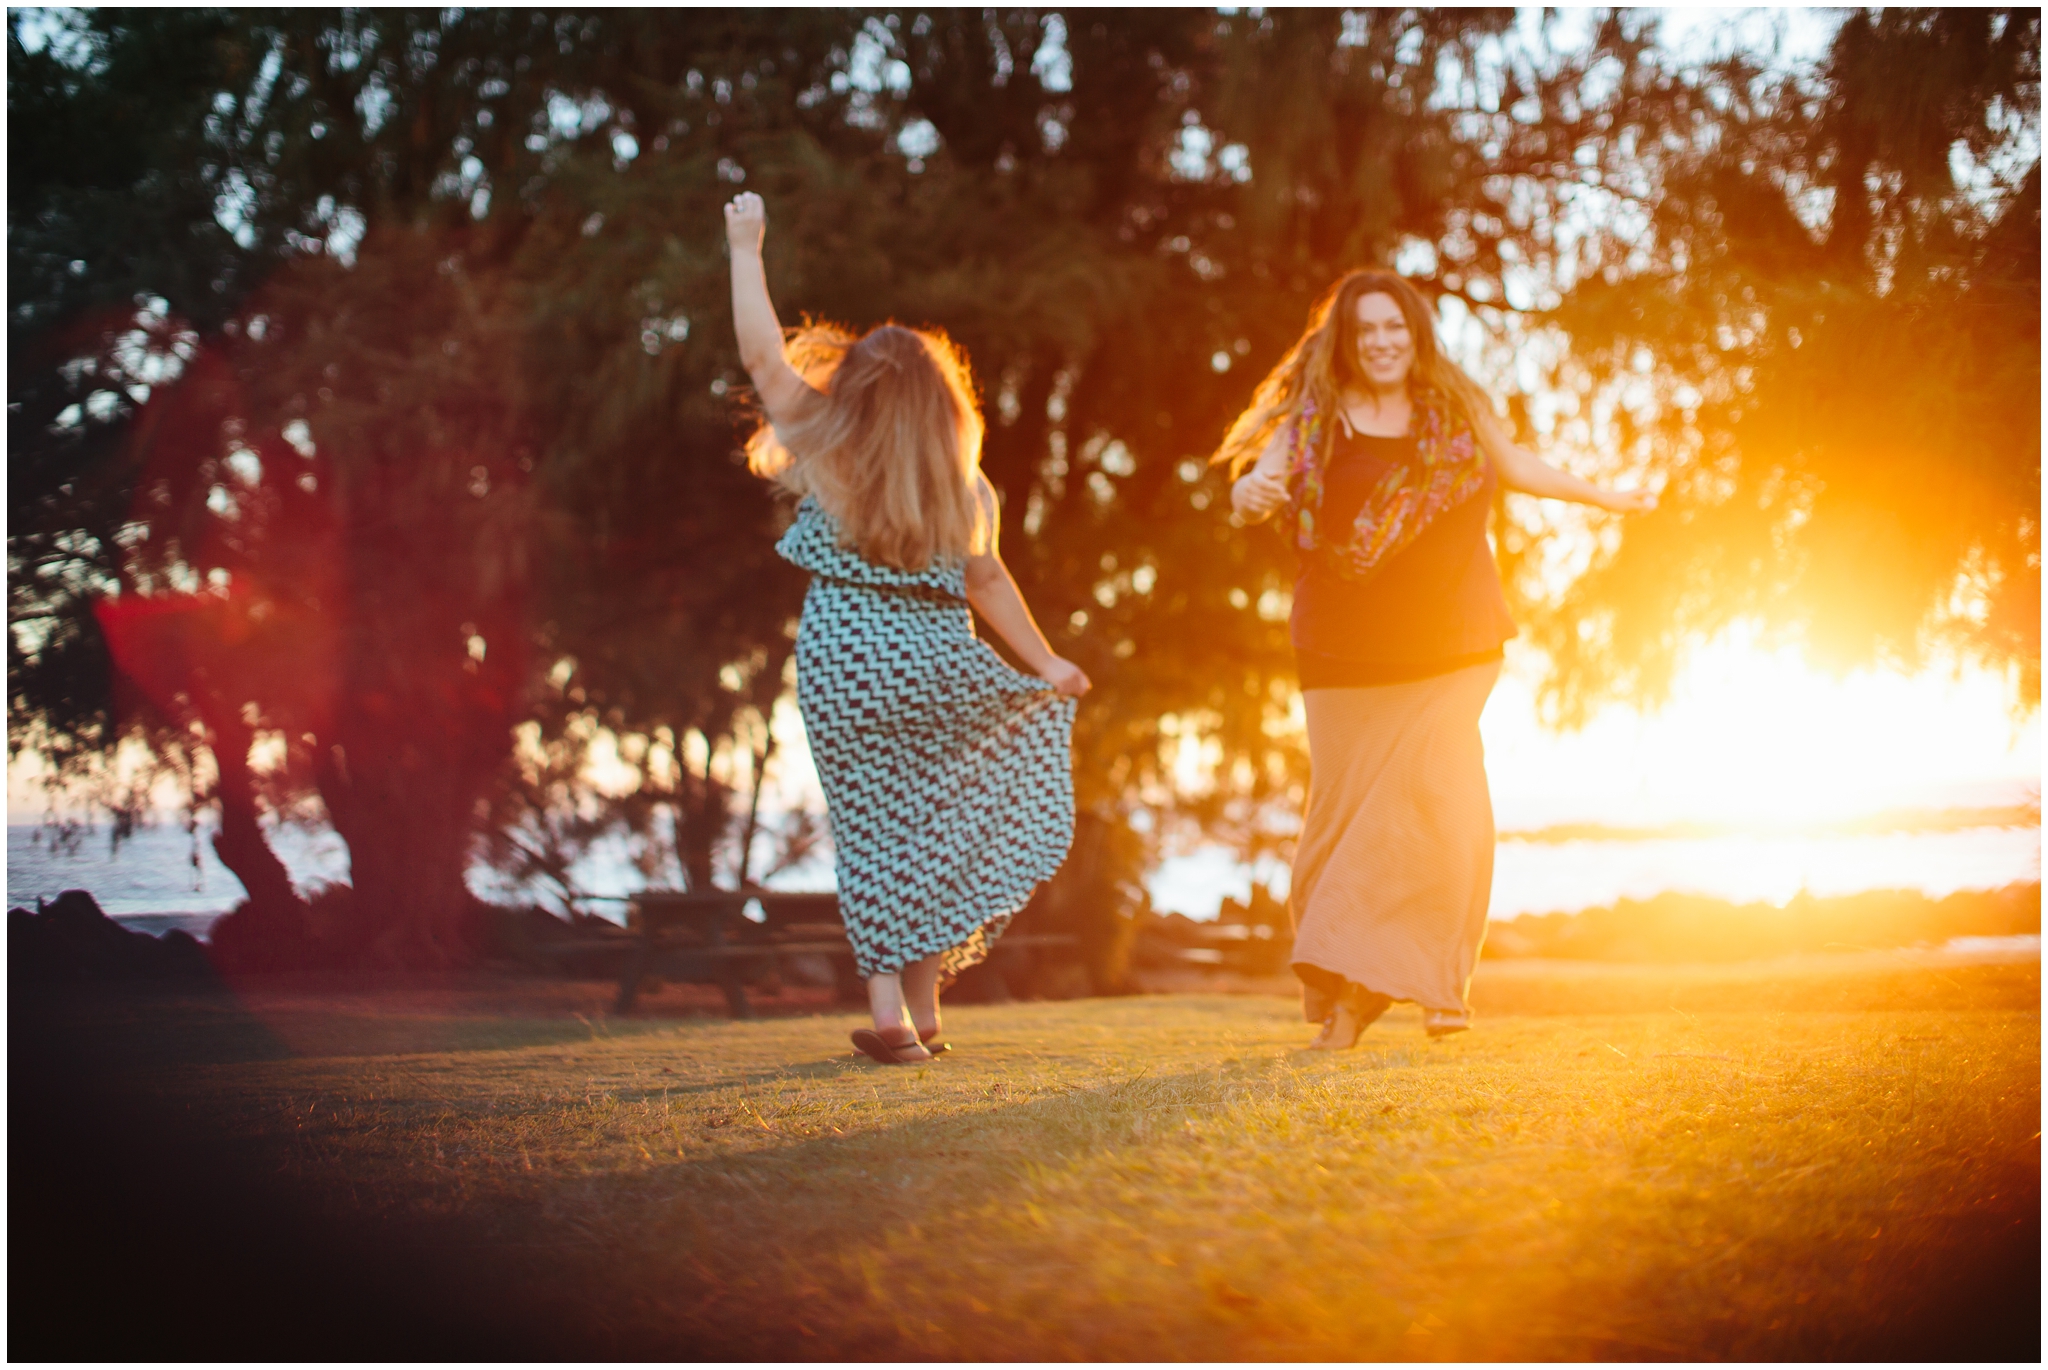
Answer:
[1133,919,1291,976]
[613,890,1079,1015]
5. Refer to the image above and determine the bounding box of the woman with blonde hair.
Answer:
[1216,269,1653,1048]
[725,191,1089,1064]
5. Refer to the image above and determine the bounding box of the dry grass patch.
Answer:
[26,955,2040,1359]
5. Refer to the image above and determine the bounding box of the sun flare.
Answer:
[1483,633,2040,832]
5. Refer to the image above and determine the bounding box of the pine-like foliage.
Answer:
[9,10,2038,967]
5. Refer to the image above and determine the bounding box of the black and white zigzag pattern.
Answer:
[778,497,1077,978]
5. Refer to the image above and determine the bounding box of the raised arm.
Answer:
[724,192,822,428]
[962,476,1091,697]
[1472,408,1657,514]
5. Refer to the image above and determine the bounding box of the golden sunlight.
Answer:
[1483,631,2040,831]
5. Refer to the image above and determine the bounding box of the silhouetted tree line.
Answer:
[9,10,2038,968]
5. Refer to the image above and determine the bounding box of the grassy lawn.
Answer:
[15,954,2040,1360]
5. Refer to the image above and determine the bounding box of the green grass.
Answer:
[49,956,2046,1358]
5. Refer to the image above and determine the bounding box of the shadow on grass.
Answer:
[244,1006,717,1060]
[1589,1203,2042,1363]
[8,982,580,1359]
[456,1040,2044,1361]
[8,979,1303,1358]
[452,1060,1315,1358]
[21,976,813,1065]
[3,976,805,1352]
[614,1056,880,1099]
[11,981,2040,1360]
[10,982,296,1068]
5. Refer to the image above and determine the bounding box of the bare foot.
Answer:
[1307,1003,1364,1050]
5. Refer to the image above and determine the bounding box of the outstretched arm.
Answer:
[1472,408,1657,514]
[1229,428,1292,524]
[724,191,821,428]
[963,478,1091,697]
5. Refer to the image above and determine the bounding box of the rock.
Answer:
[158,928,216,979]
[8,890,218,986]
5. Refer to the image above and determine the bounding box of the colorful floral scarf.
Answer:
[1283,386,1488,581]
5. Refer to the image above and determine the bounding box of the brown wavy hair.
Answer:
[746,322,991,570]
[1210,269,1494,477]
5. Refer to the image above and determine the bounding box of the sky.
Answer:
[1647,6,1845,66]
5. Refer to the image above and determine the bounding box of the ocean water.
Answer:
[8,822,350,939]
[7,815,2039,940]
[1146,825,2042,920]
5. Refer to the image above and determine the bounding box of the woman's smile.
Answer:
[1352,292,1415,387]
[1358,346,1409,377]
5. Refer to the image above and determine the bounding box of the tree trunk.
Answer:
[674,740,727,892]
[316,733,481,969]
[201,710,304,916]
[734,730,778,888]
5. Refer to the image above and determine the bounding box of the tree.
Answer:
[9,11,260,829]
[11,10,558,964]
[11,9,2037,974]
[10,10,854,960]
[92,226,538,966]
[497,15,864,895]
[1532,9,2041,716]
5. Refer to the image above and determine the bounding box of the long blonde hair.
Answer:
[1211,269,1494,477]
[747,322,990,570]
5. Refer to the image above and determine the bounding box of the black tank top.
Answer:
[1290,427,1516,687]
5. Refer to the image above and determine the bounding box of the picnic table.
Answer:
[613,890,1079,1015]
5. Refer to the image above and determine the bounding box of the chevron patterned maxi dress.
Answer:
[776,496,1077,978]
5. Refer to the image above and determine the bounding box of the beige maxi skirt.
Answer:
[1289,660,1500,1023]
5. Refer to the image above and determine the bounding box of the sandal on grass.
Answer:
[851,1028,934,1064]
[918,1027,950,1057]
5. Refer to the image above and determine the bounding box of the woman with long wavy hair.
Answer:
[1215,270,1653,1048]
[726,191,1090,1064]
